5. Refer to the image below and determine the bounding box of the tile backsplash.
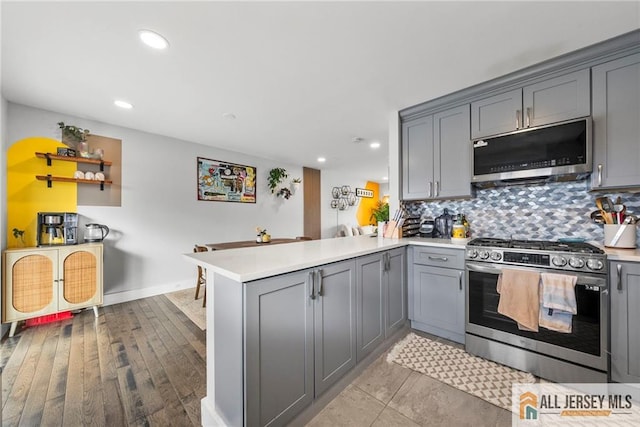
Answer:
[403,180,640,246]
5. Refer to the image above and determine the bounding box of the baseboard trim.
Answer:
[103,281,194,306]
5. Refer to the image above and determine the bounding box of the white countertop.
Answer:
[183,235,467,282]
[183,235,640,283]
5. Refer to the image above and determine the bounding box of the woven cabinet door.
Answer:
[3,249,58,322]
[58,244,103,310]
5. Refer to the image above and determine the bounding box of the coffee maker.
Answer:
[37,212,78,246]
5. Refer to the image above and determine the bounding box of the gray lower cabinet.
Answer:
[402,104,471,200]
[591,53,640,189]
[408,246,465,344]
[245,260,356,427]
[610,261,640,383]
[471,69,590,139]
[356,248,407,362]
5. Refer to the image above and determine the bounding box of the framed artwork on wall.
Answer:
[197,157,256,203]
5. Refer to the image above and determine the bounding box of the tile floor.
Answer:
[306,332,512,427]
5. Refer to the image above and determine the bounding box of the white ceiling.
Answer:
[2,1,639,182]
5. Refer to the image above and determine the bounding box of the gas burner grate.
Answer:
[468,238,604,254]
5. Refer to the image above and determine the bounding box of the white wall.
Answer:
[7,103,305,302]
[320,169,378,239]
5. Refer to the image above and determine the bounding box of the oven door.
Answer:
[465,262,608,372]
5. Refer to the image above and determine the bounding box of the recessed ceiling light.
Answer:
[222,113,236,120]
[317,157,326,163]
[114,100,133,109]
[138,29,169,50]
[370,142,381,149]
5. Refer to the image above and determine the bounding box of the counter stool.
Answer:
[194,245,208,307]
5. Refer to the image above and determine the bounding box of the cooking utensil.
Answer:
[595,197,613,224]
[590,210,605,224]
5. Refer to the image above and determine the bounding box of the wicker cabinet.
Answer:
[2,243,103,336]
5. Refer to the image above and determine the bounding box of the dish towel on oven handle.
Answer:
[539,273,577,333]
[497,268,541,332]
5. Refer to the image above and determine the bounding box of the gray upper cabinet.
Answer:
[471,69,590,139]
[402,115,434,200]
[401,104,471,200]
[314,261,357,397]
[591,53,640,190]
[434,104,471,199]
[470,88,522,139]
[610,261,640,383]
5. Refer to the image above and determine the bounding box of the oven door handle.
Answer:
[466,263,502,275]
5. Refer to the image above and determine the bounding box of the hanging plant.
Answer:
[277,187,292,199]
[268,168,288,193]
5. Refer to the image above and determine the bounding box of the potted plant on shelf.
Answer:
[268,168,288,193]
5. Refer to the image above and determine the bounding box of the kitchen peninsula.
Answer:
[184,236,459,426]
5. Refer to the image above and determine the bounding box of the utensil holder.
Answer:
[604,224,637,248]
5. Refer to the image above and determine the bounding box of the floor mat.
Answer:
[387,333,535,411]
[165,287,206,330]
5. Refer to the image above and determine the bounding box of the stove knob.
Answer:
[586,258,604,271]
[490,251,502,261]
[479,250,490,260]
[467,249,478,259]
[568,257,585,269]
[552,256,567,267]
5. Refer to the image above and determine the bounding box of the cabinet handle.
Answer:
[526,107,531,127]
[309,271,316,300]
[516,110,521,129]
[597,164,603,187]
[617,264,622,291]
[429,181,433,198]
[459,271,463,291]
[316,270,324,297]
[428,256,448,262]
[435,181,439,197]
[385,253,390,272]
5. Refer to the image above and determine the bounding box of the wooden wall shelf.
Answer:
[35,152,112,171]
[36,175,113,191]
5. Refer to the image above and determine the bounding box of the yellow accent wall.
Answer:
[7,137,77,248]
[356,181,380,226]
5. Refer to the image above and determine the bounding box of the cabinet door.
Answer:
[434,104,471,199]
[402,115,434,200]
[523,69,590,128]
[591,54,640,189]
[411,265,465,343]
[58,245,103,310]
[385,248,406,337]
[610,262,640,383]
[471,88,522,139]
[2,249,58,322]
[245,270,314,427]
[355,253,384,362]
[315,260,357,397]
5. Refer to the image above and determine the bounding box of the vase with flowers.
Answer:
[256,227,271,243]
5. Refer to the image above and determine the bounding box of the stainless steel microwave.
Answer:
[471,117,592,184]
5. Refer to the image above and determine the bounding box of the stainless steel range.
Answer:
[465,238,608,383]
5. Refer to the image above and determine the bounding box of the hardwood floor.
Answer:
[1,295,207,426]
